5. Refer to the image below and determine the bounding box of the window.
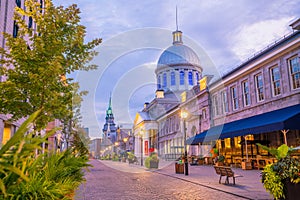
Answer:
[255,73,264,101]
[196,72,200,85]
[171,116,175,132]
[2,124,11,145]
[212,95,219,116]
[188,71,193,85]
[289,56,300,89]
[13,21,19,38]
[16,0,21,7]
[180,71,184,85]
[242,81,251,106]
[202,109,207,119]
[28,16,33,29]
[157,75,161,89]
[270,66,281,96]
[231,86,238,110]
[163,73,167,88]
[171,71,176,86]
[221,91,228,114]
[40,1,43,13]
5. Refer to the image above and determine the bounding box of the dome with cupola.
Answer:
[157,31,201,68]
[155,30,202,94]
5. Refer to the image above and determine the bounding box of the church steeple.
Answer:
[106,95,113,115]
[172,6,183,45]
[102,94,117,143]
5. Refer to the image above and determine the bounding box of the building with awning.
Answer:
[132,18,300,166]
[187,104,300,145]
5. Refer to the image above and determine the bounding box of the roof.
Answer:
[157,44,201,67]
[137,111,151,121]
[187,104,300,145]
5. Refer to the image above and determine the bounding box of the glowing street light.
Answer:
[181,109,189,176]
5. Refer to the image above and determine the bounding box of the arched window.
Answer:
[163,73,167,88]
[158,75,161,89]
[16,0,21,7]
[188,71,193,85]
[196,72,200,85]
[171,71,175,86]
[180,71,184,85]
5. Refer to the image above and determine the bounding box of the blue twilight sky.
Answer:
[52,0,299,139]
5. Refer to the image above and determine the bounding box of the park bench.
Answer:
[214,166,243,185]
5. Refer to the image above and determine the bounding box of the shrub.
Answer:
[258,144,300,199]
[0,110,90,199]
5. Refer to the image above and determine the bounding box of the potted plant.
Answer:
[257,143,300,200]
[127,152,137,164]
[197,155,205,165]
[145,152,159,169]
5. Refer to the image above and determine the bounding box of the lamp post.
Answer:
[181,109,189,176]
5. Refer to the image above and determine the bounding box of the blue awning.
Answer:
[187,104,300,145]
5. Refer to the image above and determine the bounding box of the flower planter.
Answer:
[283,180,300,200]
[128,159,135,164]
[197,159,204,165]
[175,163,184,174]
[149,160,159,169]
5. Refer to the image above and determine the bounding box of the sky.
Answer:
[52,0,299,139]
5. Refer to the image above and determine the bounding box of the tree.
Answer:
[0,0,101,130]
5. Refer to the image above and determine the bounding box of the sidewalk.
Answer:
[99,160,272,200]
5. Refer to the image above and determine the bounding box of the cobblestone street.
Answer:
[75,160,269,200]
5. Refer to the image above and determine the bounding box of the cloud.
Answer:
[231,17,294,61]
[52,0,300,138]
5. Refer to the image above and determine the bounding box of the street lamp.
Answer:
[181,109,189,176]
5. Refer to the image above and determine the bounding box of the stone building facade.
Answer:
[133,18,300,164]
[186,19,300,160]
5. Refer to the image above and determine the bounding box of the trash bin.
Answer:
[175,162,184,174]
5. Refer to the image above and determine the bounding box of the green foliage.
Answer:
[111,153,120,161]
[127,152,137,164]
[0,0,101,130]
[145,153,159,169]
[127,152,135,160]
[217,155,225,162]
[258,143,300,199]
[256,144,290,160]
[145,156,151,168]
[0,110,90,199]
[9,150,89,200]
[261,165,285,200]
[71,127,90,157]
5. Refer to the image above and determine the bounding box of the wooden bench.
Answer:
[214,166,243,185]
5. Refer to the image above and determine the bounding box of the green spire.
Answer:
[106,94,112,115]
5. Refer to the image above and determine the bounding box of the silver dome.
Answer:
[157,44,200,67]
